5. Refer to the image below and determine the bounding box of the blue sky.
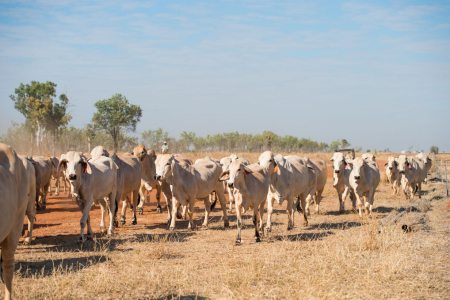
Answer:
[1,0,449,151]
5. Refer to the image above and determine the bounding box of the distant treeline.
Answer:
[0,122,360,156]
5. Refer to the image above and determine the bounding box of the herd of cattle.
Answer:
[0,142,433,300]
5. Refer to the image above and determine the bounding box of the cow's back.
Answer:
[192,161,220,198]
[117,153,142,195]
[89,157,117,200]
[366,162,380,190]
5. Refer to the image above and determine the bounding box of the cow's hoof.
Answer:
[157,206,162,213]
[176,214,182,220]
[265,227,271,233]
[55,193,59,196]
[169,227,175,232]
[303,222,308,227]
[224,221,230,228]
[76,237,83,245]
[100,226,106,233]
[49,193,52,196]
[114,220,119,227]
[24,238,31,245]
[41,205,46,210]
[131,219,137,225]
[120,220,125,226]
[287,226,293,231]
[235,239,241,246]
[86,236,93,241]
[255,237,261,243]
[138,208,143,215]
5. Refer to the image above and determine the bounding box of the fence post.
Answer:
[446,161,449,197]
[441,159,444,183]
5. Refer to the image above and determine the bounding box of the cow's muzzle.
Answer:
[354,176,360,180]
[228,183,234,188]
[399,171,405,174]
[389,167,393,170]
[334,170,340,174]
[69,174,77,180]
[155,175,162,180]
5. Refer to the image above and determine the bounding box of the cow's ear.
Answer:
[58,159,67,172]
[81,159,92,174]
[395,161,399,166]
[384,163,388,167]
[330,157,334,161]
[243,166,253,174]
[219,170,230,181]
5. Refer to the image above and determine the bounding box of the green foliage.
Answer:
[92,94,142,151]
[141,128,169,151]
[9,81,72,154]
[374,149,378,156]
[341,139,350,148]
[430,145,439,154]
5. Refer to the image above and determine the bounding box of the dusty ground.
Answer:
[3,153,450,299]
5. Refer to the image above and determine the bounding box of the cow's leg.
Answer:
[169,197,179,231]
[217,190,229,228]
[258,201,265,234]
[355,193,363,218]
[120,197,128,225]
[86,215,93,240]
[98,198,108,234]
[42,183,50,209]
[138,185,146,215]
[286,197,294,230]
[78,198,93,243]
[253,205,261,242]
[48,180,53,196]
[337,190,344,212]
[107,192,118,235]
[364,193,370,216]
[418,182,422,199]
[187,197,196,230]
[1,215,23,300]
[202,197,211,227]
[55,175,60,196]
[155,184,162,213]
[131,190,139,225]
[315,189,324,214]
[300,193,308,226]
[227,186,234,213]
[266,196,275,233]
[24,195,36,245]
[235,204,243,245]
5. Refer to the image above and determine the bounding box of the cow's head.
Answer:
[416,153,429,165]
[58,151,91,181]
[219,160,252,190]
[219,157,233,171]
[155,154,174,181]
[362,153,376,162]
[346,157,366,181]
[133,145,147,161]
[384,157,398,170]
[257,151,278,173]
[330,152,348,186]
[397,155,409,174]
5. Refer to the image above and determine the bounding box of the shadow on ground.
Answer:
[15,255,108,278]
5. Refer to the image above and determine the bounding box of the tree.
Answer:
[341,139,350,148]
[10,81,72,154]
[141,128,169,151]
[92,94,142,151]
[430,146,439,154]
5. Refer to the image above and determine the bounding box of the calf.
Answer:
[303,157,327,215]
[259,152,309,232]
[347,157,380,217]
[155,154,229,231]
[48,156,70,196]
[219,159,273,245]
[58,151,119,242]
[384,157,400,195]
[220,154,250,212]
[398,155,428,199]
[330,152,356,212]
[0,143,31,300]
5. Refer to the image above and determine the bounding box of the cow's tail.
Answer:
[210,192,217,210]
[137,194,141,206]
[114,199,118,216]
[295,196,303,213]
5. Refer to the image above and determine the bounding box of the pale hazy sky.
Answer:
[1,0,449,152]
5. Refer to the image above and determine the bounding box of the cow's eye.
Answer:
[166,163,170,166]
[238,169,241,171]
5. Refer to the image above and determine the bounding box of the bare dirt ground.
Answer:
[3,153,450,299]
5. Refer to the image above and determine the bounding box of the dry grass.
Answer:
[4,171,450,299]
